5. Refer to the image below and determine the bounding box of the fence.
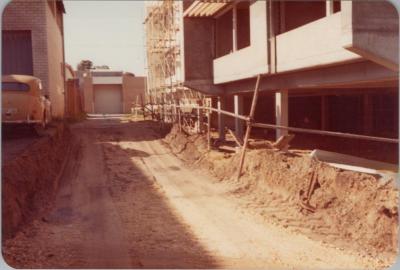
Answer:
[137,74,399,180]
[66,79,84,119]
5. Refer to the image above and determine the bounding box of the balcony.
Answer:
[212,0,268,84]
[276,12,361,73]
[213,46,268,84]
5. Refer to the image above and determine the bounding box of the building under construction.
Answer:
[144,0,398,162]
[144,0,204,110]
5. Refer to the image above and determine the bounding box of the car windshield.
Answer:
[1,82,30,91]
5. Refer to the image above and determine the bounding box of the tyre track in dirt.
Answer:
[121,123,384,269]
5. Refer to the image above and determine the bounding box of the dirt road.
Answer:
[3,116,387,269]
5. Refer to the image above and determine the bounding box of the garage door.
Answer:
[94,85,123,114]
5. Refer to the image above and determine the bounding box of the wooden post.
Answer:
[151,102,155,120]
[178,107,182,132]
[135,96,139,118]
[236,75,261,181]
[140,94,145,120]
[218,96,226,141]
[174,100,178,123]
[207,110,211,150]
[197,104,201,133]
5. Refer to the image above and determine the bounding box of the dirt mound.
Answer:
[164,124,398,260]
[2,123,72,239]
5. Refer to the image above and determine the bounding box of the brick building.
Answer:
[80,70,146,114]
[2,0,66,119]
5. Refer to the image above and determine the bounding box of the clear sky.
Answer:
[64,1,145,75]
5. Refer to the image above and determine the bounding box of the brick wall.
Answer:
[2,0,65,118]
[81,74,146,114]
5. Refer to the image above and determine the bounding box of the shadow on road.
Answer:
[3,118,219,268]
[99,122,219,268]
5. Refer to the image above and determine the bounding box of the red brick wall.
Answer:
[2,0,65,118]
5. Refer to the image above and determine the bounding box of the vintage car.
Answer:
[2,75,51,130]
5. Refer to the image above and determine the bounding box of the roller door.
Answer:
[94,85,122,114]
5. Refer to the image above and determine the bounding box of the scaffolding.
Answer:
[144,0,203,117]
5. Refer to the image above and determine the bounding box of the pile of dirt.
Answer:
[164,125,209,163]
[163,124,398,260]
[2,123,72,239]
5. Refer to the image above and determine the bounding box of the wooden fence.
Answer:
[66,79,84,119]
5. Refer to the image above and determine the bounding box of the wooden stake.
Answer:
[226,128,243,147]
[207,110,211,151]
[178,108,182,132]
[140,94,145,120]
[236,75,261,181]
[135,95,139,118]
[197,104,201,134]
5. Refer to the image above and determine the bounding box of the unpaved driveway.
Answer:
[2,116,386,269]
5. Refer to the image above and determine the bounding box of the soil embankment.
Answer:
[164,124,398,261]
[2,123,72,239]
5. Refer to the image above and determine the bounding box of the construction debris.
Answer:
[248,134,295,151]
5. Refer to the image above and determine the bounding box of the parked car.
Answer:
[2,75,51,131]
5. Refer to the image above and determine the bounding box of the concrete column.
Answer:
[280,2,286,33]
[234,95,244,140]
[218,96,226,141]
[275,90,289,139]
[326,0,334,15]
[232,5,237,52]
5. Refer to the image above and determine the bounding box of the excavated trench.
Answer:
[2,123,72,239]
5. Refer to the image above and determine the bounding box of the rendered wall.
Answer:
[45,1,65,118]
[341,1,399,71]
[276,12,360,73]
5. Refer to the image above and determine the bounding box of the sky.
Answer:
[64,1,146,75]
